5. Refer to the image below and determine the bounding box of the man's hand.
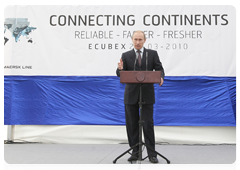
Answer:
[118,58,123,70]
[159,77,164,86]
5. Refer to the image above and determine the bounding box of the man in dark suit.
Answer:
[116,30,165,163]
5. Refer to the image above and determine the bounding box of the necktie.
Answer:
[137,50,141,66]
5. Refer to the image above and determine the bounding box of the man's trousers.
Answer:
[125,103,157,157]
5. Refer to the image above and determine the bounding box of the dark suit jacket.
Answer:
[116,48,165,105]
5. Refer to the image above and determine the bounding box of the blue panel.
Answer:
[4,76,236,126]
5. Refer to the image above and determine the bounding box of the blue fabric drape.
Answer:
[4,76,236,126]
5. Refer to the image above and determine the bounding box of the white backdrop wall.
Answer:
[4,5,236,76]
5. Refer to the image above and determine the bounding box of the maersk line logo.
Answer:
[4,18,37,45]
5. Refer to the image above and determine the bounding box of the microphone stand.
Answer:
[134,56,137,71]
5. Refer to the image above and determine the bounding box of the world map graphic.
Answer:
[4,18,36,45]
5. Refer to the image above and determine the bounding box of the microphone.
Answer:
[146,51,148,71]
[134,55,137,71]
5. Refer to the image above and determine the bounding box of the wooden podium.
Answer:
[113,71,170,164]
[120,71,162,84]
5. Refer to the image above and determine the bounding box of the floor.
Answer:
[4,143,236,164]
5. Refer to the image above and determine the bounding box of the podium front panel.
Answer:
[120,71,161,84]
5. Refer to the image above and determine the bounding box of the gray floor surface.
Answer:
[4,143,236,164]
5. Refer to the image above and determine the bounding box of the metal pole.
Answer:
[7,125,14,143]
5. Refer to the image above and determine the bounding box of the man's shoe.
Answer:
[128,155,138,162]
[149,156,159,163]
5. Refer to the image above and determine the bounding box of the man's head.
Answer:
[132,30,146,50]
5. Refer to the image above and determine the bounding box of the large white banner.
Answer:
[4,5,236,76]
